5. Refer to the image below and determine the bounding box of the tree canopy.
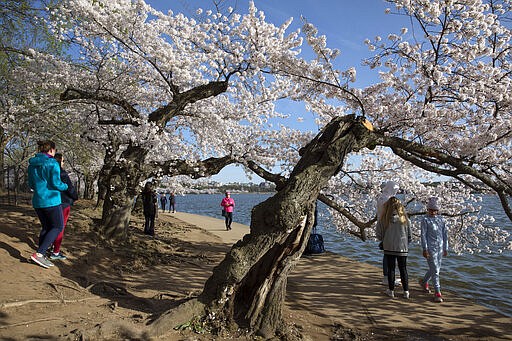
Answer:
[4,0,511,261]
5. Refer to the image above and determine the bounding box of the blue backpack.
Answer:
[304,228,325,255]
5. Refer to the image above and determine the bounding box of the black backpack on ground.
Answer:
[304,227,325,255]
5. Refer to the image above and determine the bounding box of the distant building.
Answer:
[259,182,274,190]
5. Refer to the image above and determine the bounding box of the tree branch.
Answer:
[60,88,141,122]
[374,132,512,221]
[147,80,229,127]
[146,155,235,179]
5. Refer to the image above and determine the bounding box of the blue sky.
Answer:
[147,1,408,183]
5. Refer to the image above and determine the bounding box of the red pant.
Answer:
[52,206,71,253]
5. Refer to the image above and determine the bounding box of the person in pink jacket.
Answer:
[220,191,235,230]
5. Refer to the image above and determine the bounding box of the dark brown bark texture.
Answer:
[96,135,121,209]
[101,143,148,239]
[151,115,374,338]
[0,128,6,191]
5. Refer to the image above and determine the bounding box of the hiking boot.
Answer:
[386,289,394,298]
[434,292,443,303]
[50,252,67,260]
[419,278,430,293]
[403,291,410,299]
[31,253,54,269]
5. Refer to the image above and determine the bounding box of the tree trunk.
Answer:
[82,172,95,200]
[101,143,148,239]
[96,134,121,208]
[150,115,374,338]
[0,130,6,192]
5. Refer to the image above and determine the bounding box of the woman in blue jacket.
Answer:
[27,140,68,268]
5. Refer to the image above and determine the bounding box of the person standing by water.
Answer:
[169,192,176,213]
[420,197,449,303]
[220,191,235,230]
[376,196,412,299]
[27,140,68,268]
[141,182,158,236]
[50,153,78,260]
[159,193,167,212]
[376,181,401,286]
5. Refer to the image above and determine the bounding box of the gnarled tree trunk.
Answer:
[101,142,148,239]
[150,114,375,338]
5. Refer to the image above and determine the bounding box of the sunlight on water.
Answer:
[174,193,511,317]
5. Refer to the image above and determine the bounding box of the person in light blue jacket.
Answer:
[27,140,68,269]
[420,197,449,303]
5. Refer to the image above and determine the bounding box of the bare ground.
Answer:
[0,196,510,340]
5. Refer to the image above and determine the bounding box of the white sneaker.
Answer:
[386,289,394,298]
[395,278,402,287]
[403,291,410,299]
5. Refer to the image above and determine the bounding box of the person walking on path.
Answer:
[159,193,167,212]
[27,140,68,268]
[420,197,449,303]
[169,192,176,213]
[50,153,78,260]
[220,191,235,230]
[376,196,412,299]
[141,182,158,236]
[377,181,401,286]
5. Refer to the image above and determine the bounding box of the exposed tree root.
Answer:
[0,317,64,329]
[0,296,102,308]
[86,281,128,296]
[148,298,206,337]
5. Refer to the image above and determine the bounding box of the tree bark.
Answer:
[82,172,96,200]
[95,136,120,209]
[0,128,6,191]
[101,143,148,239]
[150,114,374,338]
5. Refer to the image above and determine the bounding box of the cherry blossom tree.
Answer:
[0,0,65,191]
[149,0,511,338]
[17,0,311,238]
[11,0,511,339]
[317,0,512,254]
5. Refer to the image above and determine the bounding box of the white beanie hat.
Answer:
[427,197,440,211]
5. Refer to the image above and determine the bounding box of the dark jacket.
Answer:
[28,153,68,208]
[142,190,157,217]
[60,168,78,208]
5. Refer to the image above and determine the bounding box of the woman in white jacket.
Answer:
[376,197,412,299]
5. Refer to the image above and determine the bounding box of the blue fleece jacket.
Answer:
[28,153,68,208]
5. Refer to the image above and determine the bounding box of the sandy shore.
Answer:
[170,211,512,340]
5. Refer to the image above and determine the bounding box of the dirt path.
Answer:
[0,202,510,340]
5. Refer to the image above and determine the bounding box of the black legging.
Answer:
[224,212,233,229]
[385,254,408,291]
[144,214,155,236]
